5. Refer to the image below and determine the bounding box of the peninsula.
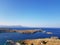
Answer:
[0,28,44,34]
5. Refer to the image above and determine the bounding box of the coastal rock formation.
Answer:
[50,36,59,39]
[17,30,43,34]
[15,42,20,45]
[0,29,44,34]
[5,40,20,45]
[18,38,60,45]
[46,32,53,34]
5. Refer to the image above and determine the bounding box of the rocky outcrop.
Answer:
[18,38,60,45]
[46,32,53,34]
[0,29,44,34]
[5,40,20,45]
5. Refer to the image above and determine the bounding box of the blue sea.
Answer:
[0,28,60,45]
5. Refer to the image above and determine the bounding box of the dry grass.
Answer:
[21,38,60,45]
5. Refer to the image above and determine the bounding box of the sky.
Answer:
[0,0,60,27]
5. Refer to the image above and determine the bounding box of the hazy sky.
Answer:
[0,0,60,27]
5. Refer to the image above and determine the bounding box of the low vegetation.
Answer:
[18,38,60,45]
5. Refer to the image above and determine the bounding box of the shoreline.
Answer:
[17,38,60,45]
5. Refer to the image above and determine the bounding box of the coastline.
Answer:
[17,38,60,45]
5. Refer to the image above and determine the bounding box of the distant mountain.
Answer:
[0,25,41,30]
[0,25,24,28]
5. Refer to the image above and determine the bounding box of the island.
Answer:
[0,28,44,34]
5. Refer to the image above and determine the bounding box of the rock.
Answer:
[15,42,20,45]
[46,32,53,34]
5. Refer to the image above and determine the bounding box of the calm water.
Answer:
[0,28,60,45]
